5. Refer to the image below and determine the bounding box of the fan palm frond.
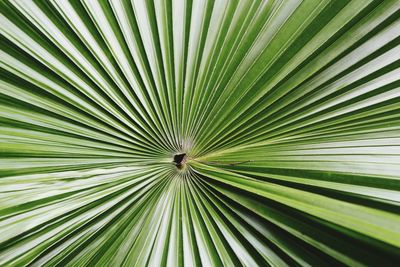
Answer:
[1,0,400,266]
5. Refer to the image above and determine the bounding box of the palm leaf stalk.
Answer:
[1,0,400,266]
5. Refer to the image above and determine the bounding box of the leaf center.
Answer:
[173,153,187,169]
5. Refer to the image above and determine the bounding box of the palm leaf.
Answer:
[1,0,400,266]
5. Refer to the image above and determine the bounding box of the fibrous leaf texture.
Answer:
[1,0,400,266]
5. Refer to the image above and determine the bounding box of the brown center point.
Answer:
[173,153,187,169]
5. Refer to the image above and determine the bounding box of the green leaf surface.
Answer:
[1,0,400,266]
